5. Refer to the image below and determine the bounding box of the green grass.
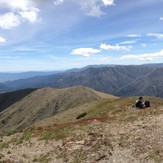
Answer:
[88,99,116,116]
[0,142,10,149]
[32,154,51,163]
[39,126,74,140]
[0,131,15,138]
[9,131,34,145]
[27,96,163,142]
[149,148,163,163]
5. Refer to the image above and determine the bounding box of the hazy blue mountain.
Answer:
[3,65,155,95]
[142,63,163,68]
[0,71,61,82]
[66,64,117,73]
[0,63,162,83]
[0,64,163,97]
[0,83,10,93]
[0,65,115,82]
[116,68,163,97]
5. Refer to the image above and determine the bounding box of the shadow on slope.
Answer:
[0,89,37,112]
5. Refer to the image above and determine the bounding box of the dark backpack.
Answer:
[144,101,150,107]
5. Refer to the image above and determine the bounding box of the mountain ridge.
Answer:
[116,67,163,97]
[2,65,155,94]
[0,86,116,132]
[0,64,163,98]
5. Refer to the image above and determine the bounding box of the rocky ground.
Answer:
[0,105,163,163]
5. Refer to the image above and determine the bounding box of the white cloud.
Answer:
[160,17,163,20]
[0,0,115,30]
[54,0,64,6]
[119,40,137,45]
[77,0,104,17]
[19,8,39,23]
[0,37,6,43]
[127,34,142,38]
[100,43,131,51]
[0,0,29,11]
[0,0,39,29]
[71,48,100,57]
[87,4,104,17]
[120,50,163,61]
[147,33,163,39]
[102,0,115,6]
[69,0,115,17]
[0,12,20,29]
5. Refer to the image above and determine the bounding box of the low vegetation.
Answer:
[0,86,163,162]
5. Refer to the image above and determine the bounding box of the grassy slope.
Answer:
[0,96,163,162]
[33,96,163,128]
[0,86,116,132]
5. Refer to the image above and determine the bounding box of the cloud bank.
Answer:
[71,48,100,57]
[147,33,163,39]
[102,0,115,6]
[0,12,20,29]
[54,0,64,6]
[120,50,163,61]
[0,0,115,30]
[0,37,6,43]
[0,0,39,29]
[53,0,115,17]
[100,43,131,51]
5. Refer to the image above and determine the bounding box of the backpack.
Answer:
[144,101,150,107]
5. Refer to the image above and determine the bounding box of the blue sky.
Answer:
[0,0,163,72]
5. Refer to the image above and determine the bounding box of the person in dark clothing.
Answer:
[136,96,145,109]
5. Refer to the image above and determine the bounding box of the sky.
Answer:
[0,0,163,72]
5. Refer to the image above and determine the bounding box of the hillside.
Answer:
[3,65,155,94]
[0,86,116,132]
[0,89,37,112]
[116,68,163,97]
[0,96,163,163]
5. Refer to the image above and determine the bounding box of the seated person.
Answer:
[135,96,151,109]
[136,96,145,109]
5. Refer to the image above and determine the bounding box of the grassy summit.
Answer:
[0,89,163,162]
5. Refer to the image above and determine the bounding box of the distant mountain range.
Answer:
[0,64,117,82]
[0,71,61,82]
[0,63,163,98]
